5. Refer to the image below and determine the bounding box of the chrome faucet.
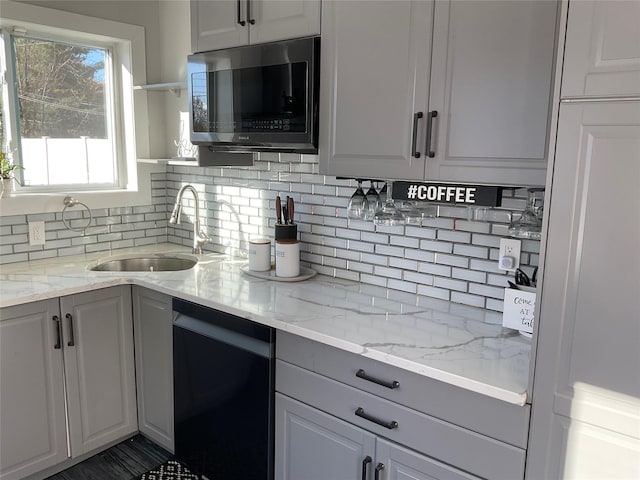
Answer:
[169,184,211,254]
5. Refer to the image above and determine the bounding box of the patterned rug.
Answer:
[136,460,200,480]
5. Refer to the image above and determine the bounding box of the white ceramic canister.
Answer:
[275,240,300,277]
[248,238,272,271]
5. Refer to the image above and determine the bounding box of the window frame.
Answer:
[0,0,162,215]
[3,30,126,192]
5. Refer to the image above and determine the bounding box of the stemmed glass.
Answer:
[378,182,388,204]
[364,181,381,220]
[373,181,405,226]
[508,188,544,240]
[347,179,369,220]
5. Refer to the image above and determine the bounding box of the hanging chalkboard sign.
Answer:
[392,181,502,207]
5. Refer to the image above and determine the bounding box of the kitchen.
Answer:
[0,1,638,480]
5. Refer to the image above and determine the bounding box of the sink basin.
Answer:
[90,253,198,272]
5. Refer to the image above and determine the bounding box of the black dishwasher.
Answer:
[173,298,275,480]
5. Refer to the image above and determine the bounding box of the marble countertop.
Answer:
[0,244,530,405]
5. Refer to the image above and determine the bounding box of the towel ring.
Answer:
[62,196,92,233]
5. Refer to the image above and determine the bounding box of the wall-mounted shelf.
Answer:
[137,157,198,166]
[133,82,187,97]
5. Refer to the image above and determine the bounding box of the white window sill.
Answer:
[0,163,164,216]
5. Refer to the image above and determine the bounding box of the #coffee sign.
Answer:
[392,181,502,207]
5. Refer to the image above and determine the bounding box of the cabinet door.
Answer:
[132,286,174,452]
[527,101,640,479]
[249,0,320,45]
[191,0,249,52]
[61,286,137,457]
[275,393,376,480]
[0,299,68,480]
[562,0,640,97]
[427,0,558,186]
[376,438,480,480]
[318,0,433,180]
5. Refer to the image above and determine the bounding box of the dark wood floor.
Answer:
[46,435,173,480]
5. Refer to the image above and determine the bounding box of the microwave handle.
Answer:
[247,0,256,25]
[237,0,246,26]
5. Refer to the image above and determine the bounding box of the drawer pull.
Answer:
[375,462,385,480]
[356,369,400,390]
[355,407,398,430]
[361,456,372,480]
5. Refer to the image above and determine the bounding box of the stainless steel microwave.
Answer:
[188,37,320,154]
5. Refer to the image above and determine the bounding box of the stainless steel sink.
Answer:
[90,254,198,272]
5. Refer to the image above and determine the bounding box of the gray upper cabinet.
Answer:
[426,0,557,186]
[319,0,559,186]
[0,299,67,480]
[319,0,433,180]
[133,286,174,452]
[561,0,640,98]
[191,0,320,53]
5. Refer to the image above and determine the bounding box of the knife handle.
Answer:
[288,197,294,224]
[276,196,282,224]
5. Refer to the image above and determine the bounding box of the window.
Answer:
[4,33,120,188]
[0,4,144,195]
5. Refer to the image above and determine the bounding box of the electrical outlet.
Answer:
[498,238,521,271]
[28,221,46,246]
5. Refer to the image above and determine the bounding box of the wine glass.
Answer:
[378,182,388,204]
[508,188,544,240]
[347,180,369,220]
[397,201,423,225]
[364,181,381,220]
[373,181,405,226]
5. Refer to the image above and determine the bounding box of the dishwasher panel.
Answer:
[173,298,275,480]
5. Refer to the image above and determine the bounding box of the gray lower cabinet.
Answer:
[276,332,528,480]
[275,393,375,480]
[132,286,174,452]
[0,299,67,480]
[319,0,558,186]
[526,101,640,479]
[276,393,478,480]
[0,286,137,480]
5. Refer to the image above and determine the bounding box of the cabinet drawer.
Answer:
[276,331,529,448]
[277,360,526,480]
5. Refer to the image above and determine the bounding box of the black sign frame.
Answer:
[392,181,502,207]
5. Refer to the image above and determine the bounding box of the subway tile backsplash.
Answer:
[0,154,540,314]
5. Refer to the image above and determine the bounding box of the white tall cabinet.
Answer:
[527,1,640,478]
[319,0,558,186]
[0,286,137,480]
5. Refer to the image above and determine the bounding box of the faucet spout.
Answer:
[169,184,211,254]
